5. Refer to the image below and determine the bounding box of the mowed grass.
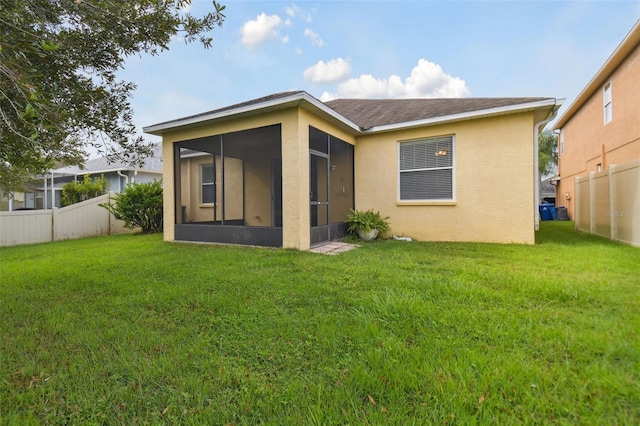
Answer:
[0,222,638,424]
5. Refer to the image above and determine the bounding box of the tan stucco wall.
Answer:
[558,43,640,218]
[162,107,537,247]
[355,112,536,244]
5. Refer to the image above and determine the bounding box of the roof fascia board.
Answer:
[362,98,560,134]
[143,92,361,135]
[52,167,162,176]
[554,20,640,129]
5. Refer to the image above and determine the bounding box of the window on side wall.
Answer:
[559,129,565,155]
[398,135,454,201]
[201,163,215,204]
[603,82,612,124]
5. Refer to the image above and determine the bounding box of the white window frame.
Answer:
[603,82,612,124]
[200,163,215,205]
[398,135,455,202]
[559,129,564,155]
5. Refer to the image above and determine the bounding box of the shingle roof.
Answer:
[324,97,553,129]
[148,91,305,129]
[144,91,557,135]
[54,143,163,175]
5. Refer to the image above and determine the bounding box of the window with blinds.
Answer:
[201,163,215,204]
[399,136,454,200]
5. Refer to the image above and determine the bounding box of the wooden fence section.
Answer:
[575,159,640,247]
[0,193,133,247]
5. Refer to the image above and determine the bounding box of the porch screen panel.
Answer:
[221,156,244,222]
[329,137,354,223]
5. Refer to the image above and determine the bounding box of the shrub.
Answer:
[346,208,390,236]
[100,180,163,234]
[61,175,108,206]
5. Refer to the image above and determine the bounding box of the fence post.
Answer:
[52,207,57,242]
[608,164,617,241]
[108,192,112,235]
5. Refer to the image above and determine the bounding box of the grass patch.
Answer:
[1,222,638,424]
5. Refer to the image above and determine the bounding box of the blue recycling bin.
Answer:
[539,204,556,221]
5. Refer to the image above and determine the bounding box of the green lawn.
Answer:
[0,222,638,424]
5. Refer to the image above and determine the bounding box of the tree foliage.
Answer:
[539,130,558,177]
[61,174,108,206]
[100,180,163,233]
[0,0,225,194]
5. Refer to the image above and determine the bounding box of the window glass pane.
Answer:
[399,135,454,200]
[202,164,214,183]
[604,83,612,124]
[202,184,215,204]
[399,136,452,170]
[400,169,452,200]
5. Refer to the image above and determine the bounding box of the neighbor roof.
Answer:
[53,144,162,176]
[144,91,560,136]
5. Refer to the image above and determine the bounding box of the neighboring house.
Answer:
[540,177,557,205]
[6,144,162,210]
[144,91,562,249]
[553,20,640,219]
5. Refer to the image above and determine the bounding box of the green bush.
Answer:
[346,208,390,236]
[61,175,109,206]
[100,180,163,234]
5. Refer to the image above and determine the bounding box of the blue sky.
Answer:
[120,1,640,144]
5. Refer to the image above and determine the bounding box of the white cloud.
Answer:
[304,58,351,83]
[320,91,339,102]
[304,28,325,47]
[337,59,470,98]
[285,4,312,22]
[240,13,283,48]
[281,35,290,44]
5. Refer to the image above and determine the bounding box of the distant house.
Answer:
[553,20,640,219]
[540,177,557,205]
[145,91,562,249]
[3,144,162,210]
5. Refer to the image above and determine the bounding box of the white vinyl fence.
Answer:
[0,193,133,247]
[575,158,640,247]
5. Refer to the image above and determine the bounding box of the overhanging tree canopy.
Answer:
[0,0,225,194]
[538,129,558,178]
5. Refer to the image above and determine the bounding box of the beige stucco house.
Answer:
[553,20,640,219]
[144,91,562,249]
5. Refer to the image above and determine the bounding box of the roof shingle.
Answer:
[324,97,552,129]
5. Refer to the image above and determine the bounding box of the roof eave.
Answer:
[362,98,561,134]
[143,92,361,136]
[52,167,162,176]
[554,19,640,130]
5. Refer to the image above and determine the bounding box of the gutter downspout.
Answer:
[117,170,129,192]
[534,104,561,231]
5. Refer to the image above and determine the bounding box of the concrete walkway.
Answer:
[309,241,359,255]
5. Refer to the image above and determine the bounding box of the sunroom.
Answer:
[146,92,358,249]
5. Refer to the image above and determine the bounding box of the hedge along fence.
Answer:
[0,193,134,247]
[575,158,640,247]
